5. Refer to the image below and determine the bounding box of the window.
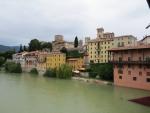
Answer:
[146,78,150,82]
[139,57,142,61]
[139,64,142,69]
[118,69,123,74]
[128,71,131,75]
[147,72,150,76]
[119,76,122,79]
[139,72,142,76]
[133,77,137,81]
[128,57,131,61]
[128,64,131,68]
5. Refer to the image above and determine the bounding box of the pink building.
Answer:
[108,44,150,90]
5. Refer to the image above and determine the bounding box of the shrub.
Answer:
[0,56,5,67]
[43,68,56,78]
[89,72,97,78]
[5,62,22,73]
[56,64,72,79]
[30,68,38,75]
[90,63,113,81]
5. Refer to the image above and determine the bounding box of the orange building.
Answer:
[67,58,84,71]
[108,44,150,90]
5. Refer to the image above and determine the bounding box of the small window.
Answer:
[147,72,150,76]
[139,72,142,76]
[128,71,131,75]
[128,64,131,68]
[133,77,137,81]
[119,76,122,79]
[146,78,150,82]
[139,64,142,69]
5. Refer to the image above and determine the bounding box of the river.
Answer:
[0,72,150,113]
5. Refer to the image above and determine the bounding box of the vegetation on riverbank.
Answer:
[90,63,113,81]
[5,62,22,73]
[44,64,72,79]
[30,68,38,75]
[43,68,56,78]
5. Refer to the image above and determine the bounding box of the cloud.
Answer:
[0,0,149,46]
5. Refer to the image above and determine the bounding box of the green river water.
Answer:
[0,72,150,113]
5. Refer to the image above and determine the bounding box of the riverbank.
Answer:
[72,76,114,86]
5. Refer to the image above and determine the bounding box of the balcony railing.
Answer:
[109,60,150,65]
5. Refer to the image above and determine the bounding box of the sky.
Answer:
[0,0,150,46]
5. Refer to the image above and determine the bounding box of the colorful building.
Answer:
[108,44,150,90]
[12,52,28,68]
[46,52,66,69]
[37,52,48,72]
[86,28,137,63]
[67,58,84,71]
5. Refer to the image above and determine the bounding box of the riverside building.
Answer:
[108,44,150,90]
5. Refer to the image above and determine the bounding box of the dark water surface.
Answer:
[0,72,150,113]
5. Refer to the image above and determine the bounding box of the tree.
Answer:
[19,44,23,53]
[43,68,56,78]
[30,68,38,75]
[0,56,5,67]
[56,64,72,79]
[23,45,27,51]
[5,62,22,73]
[28,39,40,51]
[74,36,78,48]
[40,42,52,51]
[60,47,67,54]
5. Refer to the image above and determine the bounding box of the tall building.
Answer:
[87,28,114,63]
[52,35,83,52]
[108,44,150,90]
[86,28,137,63]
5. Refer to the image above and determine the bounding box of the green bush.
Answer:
[5,62,22,73]
[43,68,56,78]
[0,56,5,67]
[30,68,38,75]
[89,72,97,78]
[56,64,72,79]
[90,63,113,81]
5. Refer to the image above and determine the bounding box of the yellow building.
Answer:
[87,28,114,63]
[67,58,84,71]
[46,52,66,69]
[86,28,137,63]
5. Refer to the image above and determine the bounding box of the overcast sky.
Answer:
[0,0,150,46]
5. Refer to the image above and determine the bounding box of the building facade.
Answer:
[46,52,66,69]
[87,28,114,63]
[108,45,150,90]
[67,58,84,71]
[86,28,137,63]
[113,35,137,47]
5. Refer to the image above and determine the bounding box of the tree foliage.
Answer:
[0,56,5,67]
[5,62,22,73]
[56,64,72,79]
[29,39,41,51]
[19,44,23,53]
[30,68,38,75]
[90,63,113,81]
[74,36,78,48]
[43,68,56,78]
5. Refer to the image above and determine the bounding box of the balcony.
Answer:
[109,60,150,65]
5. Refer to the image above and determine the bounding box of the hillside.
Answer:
[0,45,19,52]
